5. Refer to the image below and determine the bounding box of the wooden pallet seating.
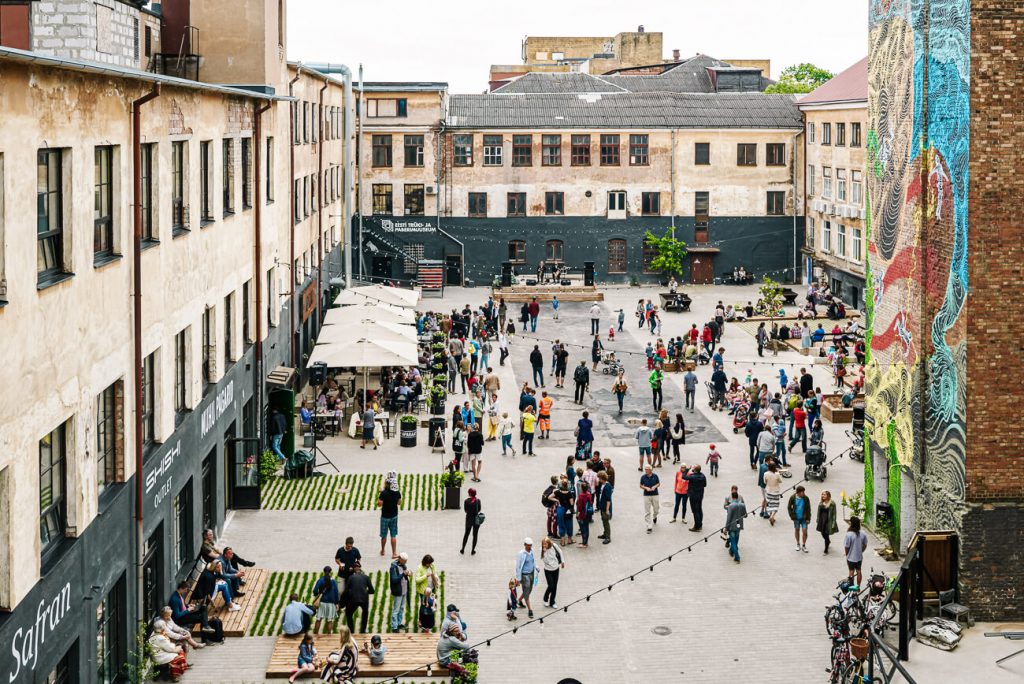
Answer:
[200,567,269,637]
[491,285,603,303]
[267,632,449,678]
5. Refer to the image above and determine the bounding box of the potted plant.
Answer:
[440,469,464,510]
[399,415,418,447]
[433,331,446,343]
[428,385,447,416]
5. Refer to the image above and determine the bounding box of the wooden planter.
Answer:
[821,394,864,423]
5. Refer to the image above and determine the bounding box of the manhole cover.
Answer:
[651,626,672,636]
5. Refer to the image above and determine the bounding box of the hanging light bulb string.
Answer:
[370,449,851,684]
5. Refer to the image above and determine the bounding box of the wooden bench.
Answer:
[267,632,449,679]
[659,292,692,312]
[205,567,269,636]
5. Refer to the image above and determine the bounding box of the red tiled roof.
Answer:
[799,57,867,105]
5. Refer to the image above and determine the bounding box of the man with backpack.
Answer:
[573,361,590,404]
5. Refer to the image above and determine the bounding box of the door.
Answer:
[371,255,393,283]
[607,239,627,275]
[690,254,715,285]
[226,420,260,509]
[142,525,163,620]
[201,449,216,532]
[445,254,462,286]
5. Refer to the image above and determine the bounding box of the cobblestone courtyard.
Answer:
[183,285,912,683]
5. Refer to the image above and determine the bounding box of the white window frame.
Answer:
[483,136,503,166]
[807,122,815,143]
[807,164,815,197]
[607,190,626,219]
[822,167,833,199]
[837,169,847,202]
[851,227,863,263]
[822,220,832,253]
[836,223,847,257]
[852,170,863,206]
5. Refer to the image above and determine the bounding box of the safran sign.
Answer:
[7,583,72,683]
[381,218,436,234]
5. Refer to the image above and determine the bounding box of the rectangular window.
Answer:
[512,135,532,166]
[765,143,785,167]
[736,143,757,166]
[397,98,408,117]
[642,244,658,274]
[851,122,862,147]
[767,191,786,215]
[242,280,252,345]
[600,134,620,166]
[267,268,275,328]
[241,138,252,209]
[94,146,115,259]
[454,134,474,166]
[200,140,213,222]
[837,223,847,257]
[607,190,626,214]
[571,135,591,166]
[483,135,503,166]
[224,293,234,366]
[822,123,832,145]
[372,184,393,215]
[96,576,125,684]
[371,135,392,167]
[96,381,122,495]
[266,137,275,202]
[141,143,155,240]
[468,192,487,218]
[823,167,833,198]
[202,307,214,389]
[807,165,815,197]
[822,220,832,252]
[404,134,424,167]
[311,103,318,143]
[37,149,65,280]
[293,179,301,223]
[291,102,300,144]
[851,227,863,261]
[807,122,815,143]
[174,328,188,415]
[807,217,815,248]
[629,134,649,166]
[641,191,660,215]
[39,421,68,557]
[836,122,846,146]
[852,170,863,205]
[837,169,847,201]
[542,134,562,166]
[545,191,564,215]
[171,141,188,233]
[694,142,710,165]
[172,481,192,572]
[142,351,155,446]
[366,98,406,117]
[694,191,710,230]
[303,102,309,143]
[404,184,425,216]
[507,192,526,217]
[302,177,309,217]
[508,240,526,263]
[222,139,234,215]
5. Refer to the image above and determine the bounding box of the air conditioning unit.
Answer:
[829,204,838,216]
[425,186,436,195]
[813,266,824,278]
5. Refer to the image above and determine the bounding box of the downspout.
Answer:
[132,83,160,631]
[792,129,803,283]
[317,79,328,322]
[288,66,302,369]
[357,63,364,282]
[669,129,676,236]
[801,112,808,285]
[254,101,271,453]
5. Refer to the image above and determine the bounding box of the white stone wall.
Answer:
[31,0,142,69]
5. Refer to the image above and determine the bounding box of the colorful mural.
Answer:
[865,0,970,540]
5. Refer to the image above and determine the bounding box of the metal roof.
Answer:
[358,81,448,92]
[493,72,628,94]
[798,57,868,106]
[447,92,802,130]
[0,46,290,100]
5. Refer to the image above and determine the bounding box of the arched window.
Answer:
[545,239,564,262]
[607,239,627,274]
[508,240,526,263]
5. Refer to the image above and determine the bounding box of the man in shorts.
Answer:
[787,485,812,553]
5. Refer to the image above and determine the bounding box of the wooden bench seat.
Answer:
[267,632,449,679]
[189,567,269,637]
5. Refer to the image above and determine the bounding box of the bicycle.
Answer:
[863,570,898,635]
[824,578,866,636]
[839,637,882,683]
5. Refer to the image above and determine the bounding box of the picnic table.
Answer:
[659,292,692,312]
[781,288,799,305]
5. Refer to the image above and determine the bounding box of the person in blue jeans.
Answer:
[269,407,288,461]
[389,553,411,631]
[772,417,788,466]
[725,491,747,563]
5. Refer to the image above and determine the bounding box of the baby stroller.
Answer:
[705,382,721,409]
[804,442,828,481]
[731,401,749,433]
[602,359,624,375]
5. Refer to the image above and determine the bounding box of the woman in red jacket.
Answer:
[576,482,594,548]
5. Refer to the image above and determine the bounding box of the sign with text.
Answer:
[380,218,437,234]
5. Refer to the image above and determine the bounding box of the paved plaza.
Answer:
[180,285,1014,684]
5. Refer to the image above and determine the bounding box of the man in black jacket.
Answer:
[682,465,707,531]
[529,345,545,388]
[343,564,375,633]
[744,416,764,469]
[573,362,590,404]
[799,367,814,398]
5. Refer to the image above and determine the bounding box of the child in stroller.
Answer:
[731,400,749,433]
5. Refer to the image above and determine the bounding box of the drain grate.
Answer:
[651,626,672,636]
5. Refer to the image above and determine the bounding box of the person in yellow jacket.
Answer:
[538,391,554,439]
[521,406,537,456]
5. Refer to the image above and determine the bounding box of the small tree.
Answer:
[764,63,835,94]
[643,229,688,283]
[759,276,785,354]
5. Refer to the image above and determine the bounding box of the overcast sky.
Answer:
[287,0,868,92]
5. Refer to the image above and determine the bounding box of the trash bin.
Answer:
[428,417,447,449]
[399,418,418,448]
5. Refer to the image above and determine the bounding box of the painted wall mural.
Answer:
[866,0,969,541]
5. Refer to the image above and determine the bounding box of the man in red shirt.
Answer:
[527,298,541,332]
[789,405,807,453]
[701,324,713,356]
[688,324,700,345]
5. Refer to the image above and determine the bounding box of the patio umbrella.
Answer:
[315,320,416,346]
[334,284,420,308]
[322,304,414,326]
[306,337,418,408]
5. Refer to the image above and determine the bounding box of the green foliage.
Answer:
[451,656,479,684]
[428,384,447,407]
[122,621,155,684]
[432,342,446,351]
[440,470,464,488]
[764,63,835,94]
[758,276,785,317]
[258,449,279,486]
[843,489,865,521]
[262,473,441,510]
[400,415,419,427]
[643,229,688,278]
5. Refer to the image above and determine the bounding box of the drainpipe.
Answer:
[132,83,160,630]
[288,66,302,368]
[317,79,328,321]
[357,63,364,282]
[792,129,803,283]
[801,112,808,285]
[670,129,676,236]
[254,101,271,454]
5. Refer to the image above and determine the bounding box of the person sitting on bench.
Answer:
[200,528,256,567]
[157,606,206,651]
[168,581,215,634]
[221,547,246,596]
[195,560,241,612]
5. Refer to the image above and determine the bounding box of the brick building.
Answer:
[865,0,1023,619]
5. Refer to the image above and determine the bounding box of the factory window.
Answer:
[736,143,757,166]
[403,135,424,167]
[821,123,832,145]
[852,170,863,206]
[851,122,862,147]
[222,139,235,216]
[641,192,660,216]
[767,191,786,216]
[93,146,115,260]
[372,135,392,167]
[694,142,710,166]
[507,192,526,217]
[837,169,847,201]
[629,134,649,166]
[96,381,123,495]
[372,184,393,215]
[454,134,474,166]
[823,167,833,198]
[174,328,189,416]
[241,138,252,209]
[142,351,156,446]
[512,135,532,166]
[404,184,424,216]
[641,244,658,274]
[807,165,815,197]
[695,191,710,234]
[836,123,846,147]
[468,192,487,218]
[507,240,526,263]
[200,140,213,223]
[571,135,591,166]
[807,122,815,144]
[607,239,627,274]
[141,143,156,240]
[766,143,785,167]
[37,149,67,281]
[545,239,563,262]
[542,135,561,166]
[39,421,68,558]
[600,134,620,166]
[483,135,503,166]
[544,191,564,216]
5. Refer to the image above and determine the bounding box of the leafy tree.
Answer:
[759,276,785,353]
[764,63,835,94]
[643,229,688,280]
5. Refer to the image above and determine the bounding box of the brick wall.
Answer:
[961,504,1023,619]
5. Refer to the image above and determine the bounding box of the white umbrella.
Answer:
[306,338,417,369]
[316,320,416,346]
[322,304,414,326]
[334,284,419,308]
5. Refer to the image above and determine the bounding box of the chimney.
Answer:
[672,49,680,61]
[637,25,644,33]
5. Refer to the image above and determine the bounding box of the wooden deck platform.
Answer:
[491,285,603,303]
[267,632,449,678]
[201,568,269,637]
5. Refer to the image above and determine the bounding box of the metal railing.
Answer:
[866,547,918,684]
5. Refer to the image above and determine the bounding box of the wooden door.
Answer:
[607,239,627,274]
[690,254,715,284]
